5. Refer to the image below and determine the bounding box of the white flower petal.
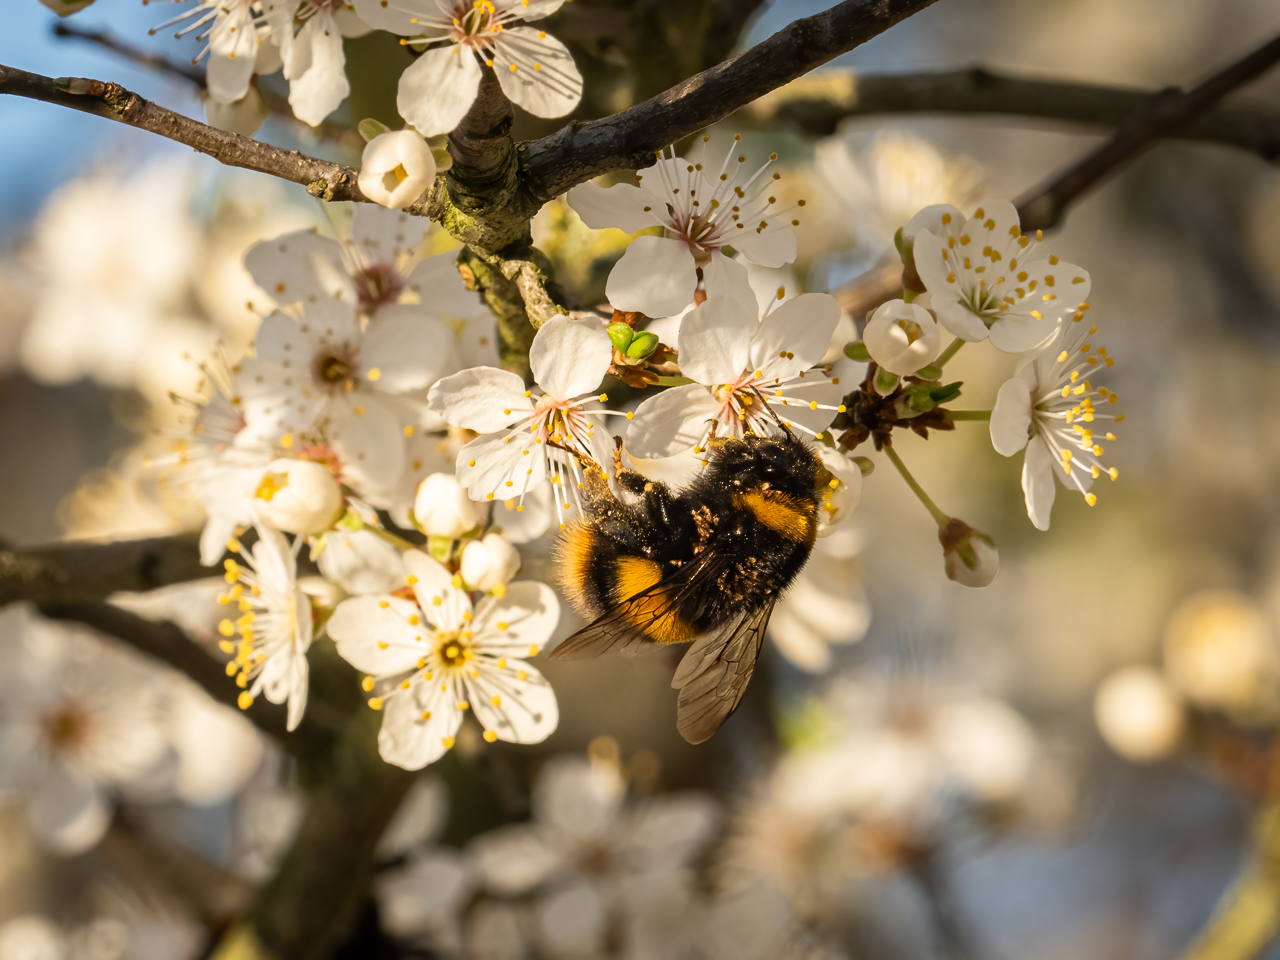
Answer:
[990,375,1033,456]
[626,383,719,459]
[352,206,426,265]
[428,367,533,433]
[494,0,565,15]
[605,236,697,319]
[27,764,111,856]
[533,756,623,838]
[350,0,419,33]
[455,429,548,502]
[398,44,483,137]
[529,317,612,400]
[492,26,582,119]
[317,529,406,596]
[287,14,350,126]
[700,251,758,315]
[730,220,797,268]
[566,181,654,234]
[358,131,436,209]
[769,378,842,437]
[327,395,406,493]
[405,254,487,319]
[378,683,464,770]
[678,294,756,386]
[359,308,451,391]
[206,51,256,105]
[988,312,1061,355]
[768,603,832,672]
[330,595,425,675]
[750,293,841,380]
[472,581,560,653]
[377,850,474,938]
[622,793,720,870]
[404,550,469,630]
[470,825,562,895]
[467,660,558,744]
[245,229,348,306]
[538,884,605,956]
[1022,436,1057,531]
[903,203,965,243]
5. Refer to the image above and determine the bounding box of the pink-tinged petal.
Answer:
[428,367,533,432]
[605,236,697,319]
[987,313,1060,355]
[359,308,451,392]
[398,44,482,137]
[405,254,487,320]
[350,0,417,34]
[990,376,1034,456]
[730,221,797,268]
[206,51,256,105]
[626,384,720,459]
[327,395,405,492]
[378,685,464,770]
[287,14,349,126]
[245,229,348,306]
[329,596,424,676]
[1022,436,1057,531]
[467,660,558,744]
[677,294,755,386]
[491,27,582,119]
[530,318,612,399]
[566,181,655,234]
[455,430,548,502]
[473,582,561,654]
[750,293,841,381]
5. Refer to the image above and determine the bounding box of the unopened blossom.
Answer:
[939,518,999,587]
[252,292,452,491]
[254,457,344,534]
[470,753,720,956]
[327,550,560,769]
[627,293,844,461]
[359,130,437,209]
[0,606,168,856]
[263,0,373,125]
[352,0,583,136]
[862,299,941,376]
[428,317,623,524]
[989,314,1120,530]
[218,522,313,730]
[911,200,1091,354]
[414,472,480,537]
[461,531,521,592]
[148,0,265,106]
[246,206,485,320]
[1094,667,1184,763]
[568,136,800,318]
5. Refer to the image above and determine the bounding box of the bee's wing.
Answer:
[670,600,775,745]
[549,552,730,661]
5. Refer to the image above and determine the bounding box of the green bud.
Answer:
[852,456,875,476]
[915,364,942,381]
[873,367,899,395]
[625,331,659,359]
[606,323,635,352]
[929,381,963,405]
[358,118,392,142]
[903,383,937,413]
[844,342,871,362]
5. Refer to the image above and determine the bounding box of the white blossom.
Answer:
[253,457,344,534]
[862,299,941,376]
[414,472,480,537]
[460,531,522,592]
[353,0,583,136]
[265,0,373,126]
[911,199,1091,354]
[989,313,1119,530]
[359,130,437,209]
[427,317,624,525]
[317,527,408,595]
[627,292,844,461]
[327,550,560,769]
[568,137,800,318]
[148,0,267,106]
[217,522,313,730]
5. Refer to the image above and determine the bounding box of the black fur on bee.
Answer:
[551,432,824,744]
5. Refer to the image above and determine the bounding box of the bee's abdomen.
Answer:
[554,522,612,620]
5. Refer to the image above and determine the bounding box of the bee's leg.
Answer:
[609,435,654,499]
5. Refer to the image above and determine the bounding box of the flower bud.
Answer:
[358,130,437,209]
[358,117,392,142]
[844,342,871,362]
[625,331,659,359]
[606,322,635,352]
[460,532,522,592]
[414,473,479,538]
[864,300,941,376]
[1094,667,1184,762]
[254,459,343,535]
[938,518,998,587]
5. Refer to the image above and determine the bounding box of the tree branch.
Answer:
[0,532,209,607]
[521,0,942,202]
[1018,33,1280,230]
[0,63,373,203]
[739,67,1280,160]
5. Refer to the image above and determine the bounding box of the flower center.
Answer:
[454,0,498,40]
[353,263,406,311]
[41,702,91,753]
[894,318,924,344]
[316,350,354,386]
[436,631,471,668]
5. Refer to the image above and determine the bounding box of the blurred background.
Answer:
[5,0,1280,957]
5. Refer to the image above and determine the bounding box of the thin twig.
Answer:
[740,67,1280,160]
[1017,33,1280,230]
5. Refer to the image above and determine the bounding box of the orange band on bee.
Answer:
[732,489,816,544]
[614,556,699,643]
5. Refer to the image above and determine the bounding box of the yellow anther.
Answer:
[442,735,455,748]
[238,692,254,710]
[368,697,383,711]
[1085,493,1098,506]
[484,730,498,742]
[362,676,376,692]
[218,619,235,637]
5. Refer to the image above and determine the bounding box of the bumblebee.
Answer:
[551,431,825,744]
